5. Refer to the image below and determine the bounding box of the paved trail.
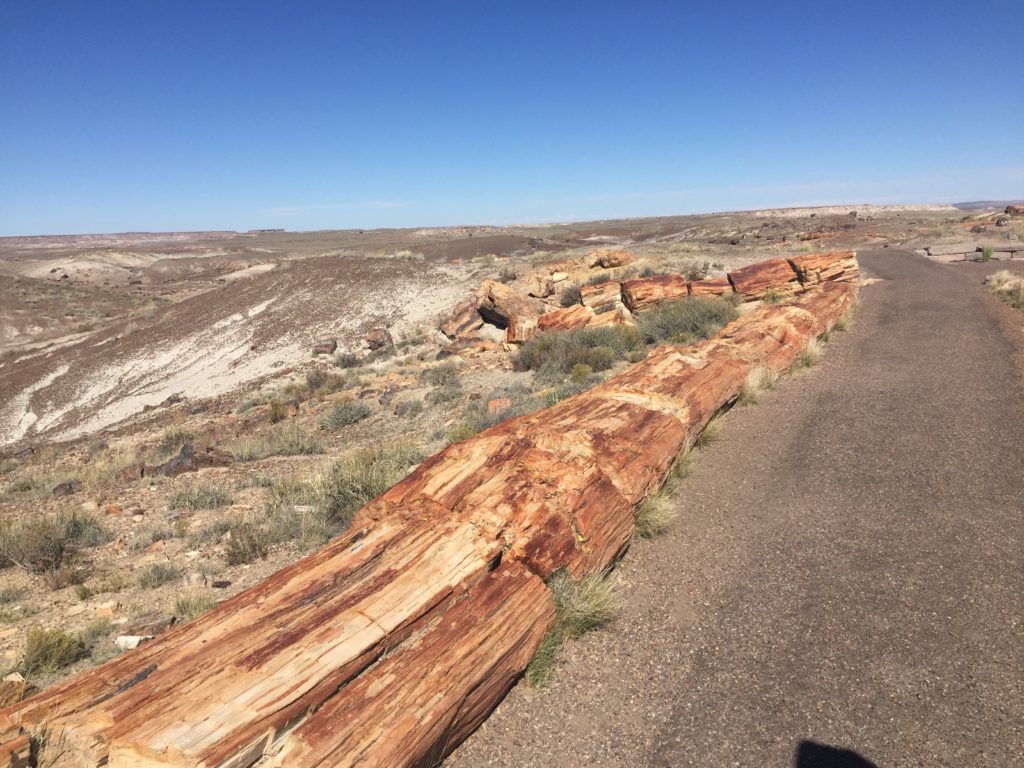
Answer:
[450,250,1024,767]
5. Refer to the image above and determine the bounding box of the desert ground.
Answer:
[1,202,1022,765]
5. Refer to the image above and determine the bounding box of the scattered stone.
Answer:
[95,600,119,618]
[378,388,395,406]
[365,328,394,351]
[52,480,82,497]
[144,539,166,553]
[188,402,210,415]
[439,296,485,341]
[312,338,338,356]
[996,217,1010,227]
[104,503,124,516]
[161,393,185,407]
[116,462,151,483]
[132,513,146,522]
[550,271,569,283]
[157,443,233,477]
[1006,204,1023,215]
[115,635,152,651]
[211,579,231,589]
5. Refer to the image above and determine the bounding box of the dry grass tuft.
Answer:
[737,365,775,406]
[175,591,217,622]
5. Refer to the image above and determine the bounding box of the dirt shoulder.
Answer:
[449,250,1024,767]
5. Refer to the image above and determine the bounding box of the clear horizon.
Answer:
[2,1,1022,237]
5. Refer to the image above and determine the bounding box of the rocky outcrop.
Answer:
[1006,204,1023,215]
[476,280,539,343]
[365,328,394,351]
[621,274,689,312]
[1,260,858,768]
[581,281,631,323]
[728,258,803,301]
[585,250,636,269]
[311,339,337,356]
[156,443,233,477]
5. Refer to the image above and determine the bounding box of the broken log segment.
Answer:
[787,250,858,285]
[3,257,859,768]
[620,274,690,313]
[728,257,803,301]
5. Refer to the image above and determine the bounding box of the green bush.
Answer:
[421,362,460,386]
[136,563,180,589]
[175,591,217,622]
[321,443,423,528]
[229,425,324,462]
[635,296,737,345]
[981,245,993,262]
[515,324,644,380]
[320,401,372,430]
[426,382,463,405]
[20,627,85,675]
[0,512,110,575]
[559,284,582,307]
[334,352,361,369]
[167,484,233,510]
[225,522,269,564]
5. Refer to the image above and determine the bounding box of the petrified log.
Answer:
[269,562,554,767]
[580,281,622,314]
[537,305,595,332]
[620,274,689,312]
[439,296,484,340]
[3,271,859,768]
[727,258,803,301]
[0,734,29,768]
[689,276,734,297]
[476,280,538,343]
[788,250,858,285]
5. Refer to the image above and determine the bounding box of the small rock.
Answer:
[52,480,82,497]
[187,402,210,415]
[996,217,1010,227]
[132,513,146,522]
[312,338,338,356]
[365,327,394,351]
[114,635,152,651]
[551,271,569,283]
[81,500,99,512]
[144,539,166,553]
[378,388,395,406]
[161,393,185,407]
[96,600,119,618]
[104,503,124,516]
[116,462,150,482]
[156,443,233,478]
[211,579,231,589]
[1006,204,1023,215]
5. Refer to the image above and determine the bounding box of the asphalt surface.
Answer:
[449,250,1024,767]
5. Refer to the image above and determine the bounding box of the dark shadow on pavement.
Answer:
[794,740,878,768]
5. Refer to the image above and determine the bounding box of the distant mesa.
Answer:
[247,228,286,234]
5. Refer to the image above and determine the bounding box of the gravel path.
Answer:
[449,250,1024,767]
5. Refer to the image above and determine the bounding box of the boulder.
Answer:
[476,280,538,344]
[52,480,81,497]
[621,275,689,312]
[156,443,233,478]
[440,297,484,340]
[365,328,394,352]
[1005,204,1022,215]
[689,276,734,297]
[585,250,635,269]
[312,338,337,356]
[527,274,554,298]
[788,250,859,286]
[727,258,802,301]
[537,305,595,332]
[581,281,623,314]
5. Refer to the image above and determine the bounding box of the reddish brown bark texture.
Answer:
[2,254,858,768]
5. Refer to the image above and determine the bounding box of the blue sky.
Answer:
[1,1,1022,235]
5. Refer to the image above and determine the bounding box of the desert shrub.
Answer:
[334,352,361,369]
[569,363,594,384]
[694,414,723,449]
[981,245,993,262]
[986,270,1013,290]
[0,587,21,604]
[445,385,541,443]
[320,401,372,430]
[394,399,424,418]
[1002,284,1024,310]
[78,617,114,648]
[421,362,460,387]
[229,425,324,461]
[497,265,518,283]
[0,512,110,575]
[793,337,824,370]
[515,324,644,380]
[19,627,85,675]
[762,289,782,305]
[225,521,270,564]
[426,382,463,405]
[136,563,180,589]
[261,476,330,549]
[559,284,583,307]
[158,427,194,457]
[634,496,679,539]
[636,297,737,346]
[267,400,289,424]
[526,571,620,687]
[127,524,179,553]
[321,443,423,528]
[168,484,233,511]
[737,365,775,406]
[175,591,217,622]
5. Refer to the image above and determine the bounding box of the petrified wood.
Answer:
[788,250,859,285]
[3,266,859,768]
[620,274,690,312]
[537,304,595,332]
[727,258,803,301]
[689,276,734,297]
